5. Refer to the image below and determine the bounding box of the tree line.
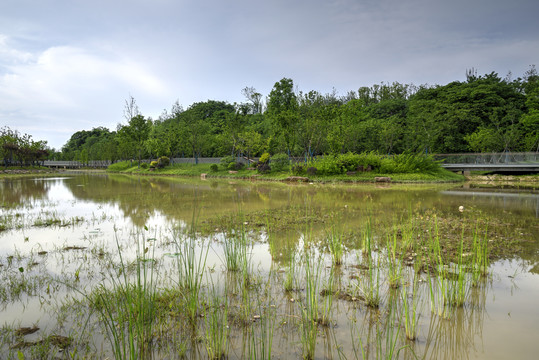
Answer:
[0,127,49,167]
[54,66,539,164]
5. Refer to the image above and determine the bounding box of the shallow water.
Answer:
[0,174,538,359]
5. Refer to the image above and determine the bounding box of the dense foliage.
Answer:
[0,127,50,167]
[11,67,539,165]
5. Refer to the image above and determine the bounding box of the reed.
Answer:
[356,253,381,308]
[471,226,490,287]
[87,233,158,360]
[299,249,323,359]
[449,236,468,308]
[246,278,275,360]
[284,251,298,292]
[401,273,422,341]
[362,219,373,256]
[173,226,208,324]
[385,233,403,290]
[203,283,229,360]
[326,223,345,266]
[222,225,249,272]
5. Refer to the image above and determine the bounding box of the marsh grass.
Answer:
[385,234,403,290]
[173,225,208,324]
[222,226,249,272]
[326,223,345,266]
[298,249,324,359]
[351,301,407,360]
[362,219,373,256]
[85,233,158,360]
[356,254,381,308]
[401,274,422,341]
[246,278,276,360]
[284,251,298,292]
[471,226,490,287]
[203,282,229,360]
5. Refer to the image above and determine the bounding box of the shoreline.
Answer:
[2,167,538,185]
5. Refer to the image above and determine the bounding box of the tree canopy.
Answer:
[12,67,537,164]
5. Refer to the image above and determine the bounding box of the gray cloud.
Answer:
[1,0,538,149]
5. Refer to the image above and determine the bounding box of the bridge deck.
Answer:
[442,164,539,173]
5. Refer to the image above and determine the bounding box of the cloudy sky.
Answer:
[1,0,538,149]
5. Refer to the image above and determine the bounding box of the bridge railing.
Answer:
[43,160,111,168]
[433,152,539,164]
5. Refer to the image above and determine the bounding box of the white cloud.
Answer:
[0,38,170,148]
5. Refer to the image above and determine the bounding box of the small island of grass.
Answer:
[107,151,464,183]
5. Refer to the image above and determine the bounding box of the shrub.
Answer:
[157,156,170,168]
[108,161,133,172]
[150,161,158,169]
[258,152,270,164]
[270,153,290,172]
[307,155,342,175]
[337,152,362,172]
[306,167,318,176]
[227,161,245,171]
[220,156,235,170]
[291,164,305,175]
[356,151,382,172]
[210,164,218,172]
[140,162,149,169]
[380,158,397,173]
[257,162,271,173]
[391,153,441,173]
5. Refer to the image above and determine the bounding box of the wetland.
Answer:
[0,174,538,359]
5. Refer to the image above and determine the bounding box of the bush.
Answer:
[257,162,271,173]
[291,164,305,175]
[307,155,342,175]
[150,161,158,168]
[258,152,270,164]
[140,162,149,169]
[210,164,218,172]
[356,151,382,172]
[220,156,235,170]
[336,152,362,172]
[157,156,170,168]
[108,161,133,171]
[385,153,442,173]
[306,167,318,176]
[270,153,290,172]
[228,161,245,171]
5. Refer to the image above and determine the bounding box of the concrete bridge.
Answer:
[434,152,539,173]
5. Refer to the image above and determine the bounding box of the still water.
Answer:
[0,174,538,359]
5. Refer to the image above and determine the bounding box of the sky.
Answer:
[1,0,538,150]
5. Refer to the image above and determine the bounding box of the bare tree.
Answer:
[241,86,263,114]
[123,95,140,122]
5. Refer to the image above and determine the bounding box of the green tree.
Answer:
[117,114,152,167]
[266,78,299,156]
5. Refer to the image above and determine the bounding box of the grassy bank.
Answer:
[0,167,58,179]
[107,161,464,183]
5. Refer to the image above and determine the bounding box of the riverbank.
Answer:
[106,162,466,183]
[0,168,58,178]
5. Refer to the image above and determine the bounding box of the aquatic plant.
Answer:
[203,283,229,360]
[298,249,323,359]
[401,273,422,341]
[222,226,249,272]
[326,223,345,266]
[86,233,158,360]
[173,226,208,324]
[356,253,381,308]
